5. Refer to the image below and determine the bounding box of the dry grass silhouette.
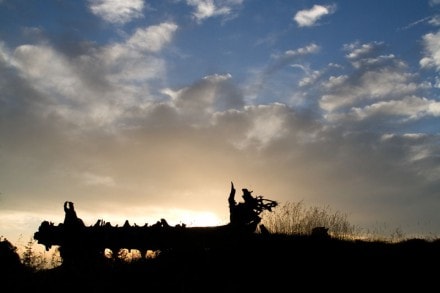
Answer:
[260,200,359,239]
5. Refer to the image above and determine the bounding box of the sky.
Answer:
[1,0,440,246]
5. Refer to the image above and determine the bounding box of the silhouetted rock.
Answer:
[311,226,330,239]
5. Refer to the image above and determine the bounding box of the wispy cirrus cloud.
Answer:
[186,0,244,23]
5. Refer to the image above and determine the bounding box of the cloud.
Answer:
[162,73,244,125]
[344,41,385,62]
[266,43,320,75]
[320,42,422,116]
[88,0,144,24]
[293,64,323,87]
[230,104,291,150]
[293,4,336,27]
[186,0,244,23]
[399,15,440,31]
[0,21,178,132]
[127,23,178,53]
[243,43,321,102]
[429,15,440,26]
[350,96,440,121]
[420,30,440,71]
[320,67,419,113]
[284,43,320,57]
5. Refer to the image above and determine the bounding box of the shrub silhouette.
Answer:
[0,236,23,272]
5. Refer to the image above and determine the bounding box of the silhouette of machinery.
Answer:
[34,183,278,266]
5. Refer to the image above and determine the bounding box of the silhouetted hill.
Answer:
[3,233,440,292]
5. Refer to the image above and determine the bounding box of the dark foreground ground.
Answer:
[2,233,440,292]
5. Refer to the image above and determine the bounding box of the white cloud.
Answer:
[210,102,293,150]
[293,4,336,27]
[420,31,440,70]
[345,41,384,61]
[92,22,177,86]
[99,43,166,83]
[2,21,178,130]
[187,0,217,21]
[320,68,418,113]
[263,43,320,77]
[203,73,232,82]
[351,96,440,121]
[186,0,243,23]
[429,100,440,115]
[290,64,324,88]
[238,104,289,150]
[428,15,440,26]
[320,42,420,114]
[127,22,178,53]
[164,73,243,124]
[88,0,144,24]
[284,43,320,57]
[13,44,78,99]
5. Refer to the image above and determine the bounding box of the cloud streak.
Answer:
[186,0,244,23]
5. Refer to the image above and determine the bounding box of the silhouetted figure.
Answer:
[229,182,262,231]
[229,182,278,233]
[60,201,88,267]
[63,201,84,228]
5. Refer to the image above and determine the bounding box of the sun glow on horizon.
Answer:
[175,210,224,227]
[78,207,226,228]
